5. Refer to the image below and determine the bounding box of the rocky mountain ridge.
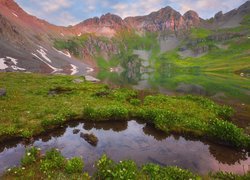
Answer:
[0,0,249,74]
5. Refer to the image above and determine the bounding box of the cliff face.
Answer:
[205,1,250,29]
[124,7,201,33]
[73,13,130,37]
[80,35,120,60]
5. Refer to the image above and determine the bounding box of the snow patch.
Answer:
[86,67,94,73]
[70,64,79,75]
[32,53,62,73]
[64,51,71,58]
[0,57,26,71]
[0,58,8,70]
[6,56,18,65]
[85,75,100,82]
[53,48,71,58]
[37,49,51,63]
[12,12,18,17]
[37,45,48,51]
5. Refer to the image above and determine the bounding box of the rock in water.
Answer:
[0,88,6,97]
[80,132,98,146]
[73,129,80,134]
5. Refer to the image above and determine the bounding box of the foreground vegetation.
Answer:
[2,147,250,179]
[0,73,249,149]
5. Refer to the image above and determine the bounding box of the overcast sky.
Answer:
[15,0,248,26]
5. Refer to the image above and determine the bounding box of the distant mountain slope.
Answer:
[0,0,249,74]
[0,0,91,74]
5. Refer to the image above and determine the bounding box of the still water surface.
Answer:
[0,120,249,175]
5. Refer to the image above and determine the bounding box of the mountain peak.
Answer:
[183,10,200,27]
[100,13,123,22]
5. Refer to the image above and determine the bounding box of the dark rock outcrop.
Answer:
[73,129,80,134]
[125,6,200,33]
[80,132,98,146]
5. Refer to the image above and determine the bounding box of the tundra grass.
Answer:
[2,147,250,180]
[0,73,249,148]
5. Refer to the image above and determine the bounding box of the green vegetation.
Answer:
[208,171,250,180]
[21,147,39,166]
[95,56,118,69]
[3,147,250,179]
[153,36,250,73]
[147,70,250,104]
[0,73,249,149]
[3,148,89,179]
[54,34,90,57]
[190,28,212,39]
[116,30,159,51]
[53,31,160,70]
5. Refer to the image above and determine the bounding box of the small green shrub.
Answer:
[65,157,84,174]
[112,89,137,102]
[130,98,141,106]
[208,118,250,147]
[40,149,65,177]
[21,130,33,138]
[209,171,250,180]
[95,154,114,178]
[142,164,199,179]
[113,160,138,179]
[95,155,137,179]
[21,147,39,166]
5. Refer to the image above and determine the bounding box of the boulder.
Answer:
[73,129,80,134]
[80,132,98,146]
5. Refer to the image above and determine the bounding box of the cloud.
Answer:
[15,0,248,26]
[29,0,72,13]
[112,0,165,18]
[54,12,79,26]
[168,0,247,18]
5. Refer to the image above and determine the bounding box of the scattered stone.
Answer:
[0,88,6,97]
[73,129,80,134]
[73,78,84,84]
[80,132,98,146]
[85,75,100,82]
[240,73,244,77]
